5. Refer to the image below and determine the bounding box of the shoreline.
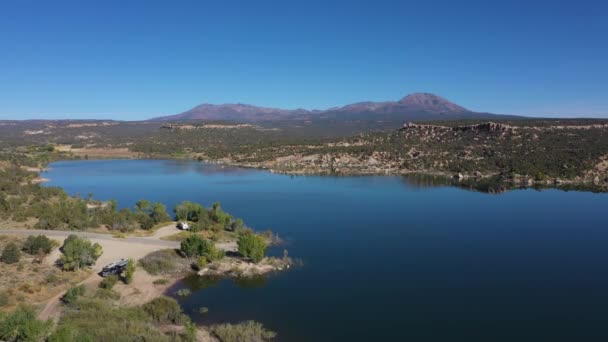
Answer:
[40,154,608,193]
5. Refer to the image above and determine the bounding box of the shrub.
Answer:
[140,249,180,275]
[198,256,207,269]
[123,259,136,284]
[212,320,277,342]
[142,296,186,325]
[0,306,52,342]
[59,235,103,271]
[22,235,54,255]
[99,275,119,289]
[237,232,267,263]
[152,278,170,285]
[1,242,21,264]
[62,285,85,305]
[176,289,191,297]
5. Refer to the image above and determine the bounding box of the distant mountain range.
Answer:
[150,93,521,122]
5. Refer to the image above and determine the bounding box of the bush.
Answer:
[140,249,181,275]
[99,275,119,289]
[1,242,21,264]
[212,320,277,342]
[59,235,103,271]
[237,232,267,263]
[142,296,186,325]
[62,285,85,305]
[0,306,52,342]
[123,259,136,284]
[22,235,54,255]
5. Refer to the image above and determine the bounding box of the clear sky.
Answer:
[1,0,607,120]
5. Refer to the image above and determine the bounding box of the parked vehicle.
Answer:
[177,221,190,230]
[100,258,128,277]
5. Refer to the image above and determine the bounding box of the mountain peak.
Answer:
[398,93,467,113]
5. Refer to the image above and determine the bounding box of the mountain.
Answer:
[150,93,519,122]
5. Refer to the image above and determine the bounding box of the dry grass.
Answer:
[0,235,89,311]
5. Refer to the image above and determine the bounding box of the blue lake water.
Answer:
[44,159,608,341]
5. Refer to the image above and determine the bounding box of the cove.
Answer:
[43,159,608,342]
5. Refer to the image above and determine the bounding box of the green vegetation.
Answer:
[123,258,136,284]
[1,243,21,264]
[135,199,172,230]
[62,285,85,305]
[0,306,52,342]
[59,235,103,271]
[52,296,187,341]
[21,235,54,255]
[237,232,268,263]
[139,249,185,276]
[142,296,188,325]
[99,275,119,290]
[174,201,245,233]
[180,234,224,261]
[176,288,192,297]
[212,320,277,342]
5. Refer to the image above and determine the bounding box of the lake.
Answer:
[44,159,608,341]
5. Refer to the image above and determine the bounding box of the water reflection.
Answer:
[179,273,269,292]
[400,173,606,194]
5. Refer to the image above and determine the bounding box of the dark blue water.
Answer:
[44,160,608,341]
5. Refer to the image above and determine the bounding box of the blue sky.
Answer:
[0,0,607,120]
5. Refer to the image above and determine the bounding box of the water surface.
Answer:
[44,160,608,341]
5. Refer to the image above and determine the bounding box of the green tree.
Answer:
[0,306,52,342]
[135,199,150,212]
[180,235,224,261]
[1,242,21,264]
[59,235,103,271]
[174,201,205,222]
[150,202,171,224]
[237,232,267,263]
[209,202,231,225]
[123,259,136,284]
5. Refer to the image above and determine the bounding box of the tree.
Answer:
[180,235,223,261]
[1,242,21,264]
[174,201,205,222]
[59,235,103,271]
[150,202,171,224]
[237,232,267,263]
[209,202,231,225]
[135,199,150,213]
[123,258,136,284]
[22,235,54,255]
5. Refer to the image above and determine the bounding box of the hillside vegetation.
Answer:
[2,118,608,190]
